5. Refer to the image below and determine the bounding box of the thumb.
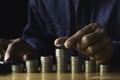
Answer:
[0,50,4,60]
[4,43,15,61]
[54,37,68,48]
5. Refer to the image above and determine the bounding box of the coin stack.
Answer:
[12,64,24,73]
[100,65,109,73]
[85,60,96,73]
[71,56,82,73]
[55,48,68,73]
[40,56,53,73]
[25,60,38,73]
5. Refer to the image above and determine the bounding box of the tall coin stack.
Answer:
[85,60,96,73]
[71,56,82,73]
[55,48,68,73]
[25,60,38,73]
[40,56,53,73]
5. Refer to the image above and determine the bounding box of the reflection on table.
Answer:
[0,72,120,80]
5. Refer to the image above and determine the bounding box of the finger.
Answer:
[89,51,104,61]
[4,43,16,61]
[64,23,100,48]
[83,39,107,56]
[77,30,105,51]
[95,57,112,71]
[76,33,96,51]
[0,39,10,60]
[23,54,32,61]
[0,50,4,60]
[4,38,26,61]
[23,53,39,61]
[54,37,68,48]
[96,55,113,67]
[90,46,113,61]
[4,45,23,61]
[90,46,114,69]
[83,42,102,56]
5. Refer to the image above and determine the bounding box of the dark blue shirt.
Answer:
[22,0,120,65]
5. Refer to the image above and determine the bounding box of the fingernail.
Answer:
[56,43,64,47]
[65,41,72,48]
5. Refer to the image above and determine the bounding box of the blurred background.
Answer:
[0,0,28,39]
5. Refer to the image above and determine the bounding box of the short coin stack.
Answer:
[71,56,82,73]
[12,63,24,73]
[40,56,53,73]
[55,48,68,73]
[85,60,96,73]
[25,60,38,73]
[100,65,109,73]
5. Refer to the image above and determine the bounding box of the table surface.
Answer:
[0,72,120,80]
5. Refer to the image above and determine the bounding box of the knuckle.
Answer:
[86,47,94,56]
[93,23,98,26]
[99,28,108,36]
[88,47,93,53]
[77,43,85,51]
[82,35,90,45]
[90,56,96,61]
[77,29,85,36]
[90,54,100,61]
[92,23,99,29]
[100,29,107,35]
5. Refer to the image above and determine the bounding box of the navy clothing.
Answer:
[22,0,120,65]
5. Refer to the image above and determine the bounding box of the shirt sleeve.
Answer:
[21,0,56,56]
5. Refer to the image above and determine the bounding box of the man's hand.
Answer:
[0,38,39,61]
[0,39,10,60]
[54,23,114,66]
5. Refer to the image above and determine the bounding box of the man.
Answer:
[0,0,120,68]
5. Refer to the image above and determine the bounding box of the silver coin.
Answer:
[100,65,109,73]
[26,60,38,73]
[12,64,24,73]
[85,60,96,73]
[40,56,53,73]
[71,56,82,73]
